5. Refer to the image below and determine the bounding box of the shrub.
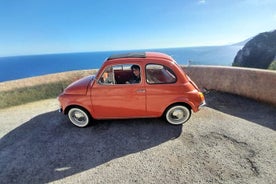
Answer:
[268,60,276,70]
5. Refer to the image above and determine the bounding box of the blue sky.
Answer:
[0,0,275,56]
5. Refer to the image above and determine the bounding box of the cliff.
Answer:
[233,30,276,69]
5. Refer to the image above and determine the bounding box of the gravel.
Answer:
[0,91,275,184]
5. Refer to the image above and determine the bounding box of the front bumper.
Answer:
[199,100,206,110]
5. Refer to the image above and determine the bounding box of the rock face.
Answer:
[233,30,276,69]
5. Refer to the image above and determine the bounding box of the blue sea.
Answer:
[0,45,242,82]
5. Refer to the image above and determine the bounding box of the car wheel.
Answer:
[165,105,191,125]
[68,107,91,127]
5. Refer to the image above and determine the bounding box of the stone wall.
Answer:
[183,66,276,105]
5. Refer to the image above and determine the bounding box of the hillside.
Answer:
[232,30,276,69]
[0,70,97,108]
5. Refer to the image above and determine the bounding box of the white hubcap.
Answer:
[68,108,89,127]
[166,105,190,125]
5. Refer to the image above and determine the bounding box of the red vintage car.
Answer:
[58,52,205,127]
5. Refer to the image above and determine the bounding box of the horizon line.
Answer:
[0,43,244,58]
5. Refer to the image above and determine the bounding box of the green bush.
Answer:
[268,60,276,70]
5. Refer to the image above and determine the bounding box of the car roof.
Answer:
[107,52,146,60]
[107,52,173,61]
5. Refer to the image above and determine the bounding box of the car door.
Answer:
[91,64,146,119]
[145,63,179,116]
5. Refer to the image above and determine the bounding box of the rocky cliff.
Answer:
[233,30,276,69]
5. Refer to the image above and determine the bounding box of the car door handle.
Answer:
[136,89,146,93]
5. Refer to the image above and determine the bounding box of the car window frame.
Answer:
[98,63,142,86]
[145,63,177,85]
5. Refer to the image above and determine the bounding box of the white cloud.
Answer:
[198,0,206,5]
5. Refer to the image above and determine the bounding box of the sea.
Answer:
[0,45,242,82]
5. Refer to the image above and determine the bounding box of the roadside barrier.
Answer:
[183,66,276,105]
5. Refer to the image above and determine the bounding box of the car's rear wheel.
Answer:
[165,105,191,125]
[68,107,91,127]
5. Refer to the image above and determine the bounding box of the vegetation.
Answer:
[268,60,276,70]
[0,80,72,109]
[233,30,276,69]
[0,69,97,109]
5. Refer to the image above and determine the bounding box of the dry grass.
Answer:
[0,69,98,109]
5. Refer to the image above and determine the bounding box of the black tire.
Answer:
[68,107,91,127]
[165,105,191,125]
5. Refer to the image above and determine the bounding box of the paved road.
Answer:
[0,91,275,184]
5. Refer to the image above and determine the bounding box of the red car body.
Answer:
[58,52,205,127]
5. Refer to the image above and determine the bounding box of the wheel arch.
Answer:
[64,104,92,118]
[163,102,191,116]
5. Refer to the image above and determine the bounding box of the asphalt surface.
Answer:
[0,91,275,184]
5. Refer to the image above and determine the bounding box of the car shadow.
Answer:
[0,111,182,183]
[205,90,276,130]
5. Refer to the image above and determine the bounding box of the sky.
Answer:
[0,0,275,56]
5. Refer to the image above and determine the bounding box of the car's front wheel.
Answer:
[68,107,91,127]
[165,105,191,125]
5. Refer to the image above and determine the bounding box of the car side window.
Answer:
[99,66,115,85]
[146,64,177,84]
[99,64,141,85]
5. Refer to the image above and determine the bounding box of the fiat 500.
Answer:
[58,52,205,127]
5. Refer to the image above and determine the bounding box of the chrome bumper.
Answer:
[199,100,206,109]
[58,108,63,113]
